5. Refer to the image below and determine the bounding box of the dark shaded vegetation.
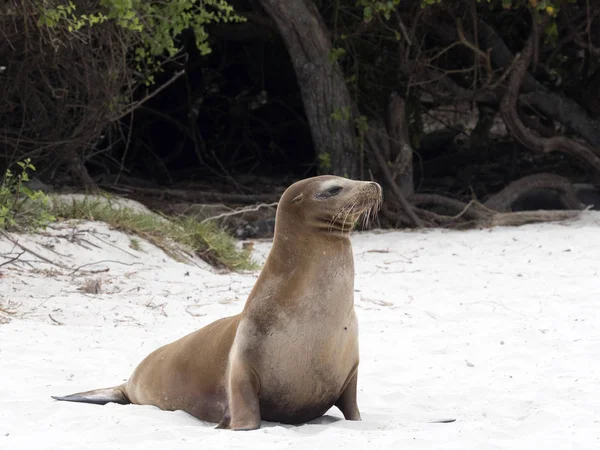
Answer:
[2,0,600,234]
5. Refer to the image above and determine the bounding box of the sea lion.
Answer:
[52,175,383,430]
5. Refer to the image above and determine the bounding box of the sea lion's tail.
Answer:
[51,384,130,406]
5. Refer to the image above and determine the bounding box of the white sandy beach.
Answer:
[1,212,599,450]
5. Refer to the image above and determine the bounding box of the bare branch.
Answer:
[0,230,71,270]
[456,19,493,86]
[200,202,278,224]
[68,260,143,276]
[410,193,485,221]
[0,251,25,268]
[499,20,600,174]
[112,70,185,121]
[48,313,64,326]
[477,19,600,148]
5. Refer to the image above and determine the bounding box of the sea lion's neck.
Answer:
[269,222,352,267]
[245,223,354,313]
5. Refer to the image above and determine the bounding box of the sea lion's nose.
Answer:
[368,181,382,192]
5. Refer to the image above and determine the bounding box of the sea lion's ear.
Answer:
[290,194,303,204]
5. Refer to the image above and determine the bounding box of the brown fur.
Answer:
[52,175,382,430]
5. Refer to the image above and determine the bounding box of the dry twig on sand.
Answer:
[68,260,143,276]
[88,231,140,259]
[48,313,64,326]
[0,230,71,270]
[200,202,278,224]
[0,251,26,268]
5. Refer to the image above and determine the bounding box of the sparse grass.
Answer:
[129,237,141,251]
[1,161,257,271]
[50,196,258,271]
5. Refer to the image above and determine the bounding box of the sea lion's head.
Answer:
[275,175,382,236]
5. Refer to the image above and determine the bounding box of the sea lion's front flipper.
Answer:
[218,360,261,431]
[335,367,361,421]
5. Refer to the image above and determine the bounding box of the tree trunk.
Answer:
[385,93,414,197]
[64,149,96,192]
[257,0,359,178]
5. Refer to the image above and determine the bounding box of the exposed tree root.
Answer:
[410,193,486,220]
[380,190,583,230]
[484,173,583,212]
[481,210,580,228]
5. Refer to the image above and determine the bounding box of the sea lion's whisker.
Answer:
[327,210,340,233]
[362,209,369,229]
[342,204,354,234]
[328,209,343,233]
[342,204,351,234]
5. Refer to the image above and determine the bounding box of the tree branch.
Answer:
[112,70,185,122]
[477,19,600,148]
[499,21,600,175]
[456,18,493,86]
[409,193,485,220]
[200,202,278,224]
[426,17,600,147]
[0,251,25,268]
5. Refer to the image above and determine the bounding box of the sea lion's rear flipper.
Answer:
[51,384,130,406]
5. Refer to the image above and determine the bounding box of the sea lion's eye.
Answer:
[316,186,343,199]
[327,186,343,196]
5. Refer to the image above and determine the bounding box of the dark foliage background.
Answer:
[2,0,600,229]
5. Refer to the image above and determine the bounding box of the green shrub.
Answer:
[36,0,245,84]
[0,159,55,230]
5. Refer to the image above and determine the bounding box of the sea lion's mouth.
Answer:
[326,183,382,234]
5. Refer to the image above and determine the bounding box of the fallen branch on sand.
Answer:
[0,230,71,270]
[0,229,145,277]
[200,202,278,224]
[48,313,64,326]
[0,250,26,268]
[397,195,583,229]
[68,260,143,276]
